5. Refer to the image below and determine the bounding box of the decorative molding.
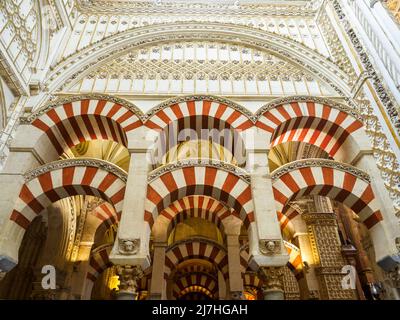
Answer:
[147,159,251,184]
[271,158,371,183]
[331,0,400,135]
[76,0,318,16]
[23,158,128,183]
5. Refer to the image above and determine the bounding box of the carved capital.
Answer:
[116,265,144,297]
[118,238,140,255]
[258,266,284,292]
[259,239,281,255]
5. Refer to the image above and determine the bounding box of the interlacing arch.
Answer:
[172,273,218,299]
[9,159,127,233]
[145,162,254,231]
[271,159,382,229]
[255,97,364,162]
[164,239,229,280]
[27,95,143,158]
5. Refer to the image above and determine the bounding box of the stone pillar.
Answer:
[302,206,356,300]
[109,127,154,272]
[244,128,288,271]
[258,266,285,300]
[115,265,144,300]
[226,234,244,299]
[149,242,167,300]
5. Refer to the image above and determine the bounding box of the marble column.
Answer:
[115,265,143,300]
[149,242,167,300]
[258,266,285,300]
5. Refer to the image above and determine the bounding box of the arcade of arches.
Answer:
[0,0,400,300]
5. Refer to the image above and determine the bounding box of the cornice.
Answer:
[147,158,251,184]
[270,158,371,183]
[23,158,128,182]
[76,0,316,16]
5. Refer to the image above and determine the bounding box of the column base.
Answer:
[115,291,138,300]
[262,289,284,300]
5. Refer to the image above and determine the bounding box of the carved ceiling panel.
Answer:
[65,41,335,96]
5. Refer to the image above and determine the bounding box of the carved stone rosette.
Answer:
[259,239,281,255]
[116,265,144,299]
[258,266,285,294]
[118,238,140,255]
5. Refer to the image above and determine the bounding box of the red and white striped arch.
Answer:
[172,273,218,299]
[31,99,142,156]
[256,101,363,159]
[272,163,382,229]
[154,195,236,238]
[86,244,113,283]
[10,162,126,232]
[146,165,254,230]
[145,99,253,131]
[91,202,120,235]
[284,241,303,278]
[164,240,229,279]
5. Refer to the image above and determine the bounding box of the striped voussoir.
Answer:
[91,202,120,232]
[172,273,218,299]
[277,211,295,239]
[283,240,303,279]
[145,165,254,230]
[145,99,253,131]
[160,195,235,236]
[31,99,142,155]
[256,101,363,158]
[164,240,229,279]
[243,272,263,289]
[86,244,113,282]
[272,164,382,229]
[10,163,126,230]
